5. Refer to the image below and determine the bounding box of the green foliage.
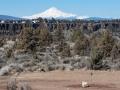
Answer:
[53,28,64,44]
[56,41,67,52]
[7,80,17,90]
[6,48,13,58]
[53,27,71,57]
[0,36,6,47]
[61,43,71,58]
[71,29,84,42]
[15,27,120,61]
[73,29,90,56]
[89,30,120,70]
[20,84,32,90]
[90,51,103,70]
[111,45,119,60]
[90,30,120,60]
[16,28,53,53]
[97,31,116,59]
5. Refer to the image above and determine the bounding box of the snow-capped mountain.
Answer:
[0,7,115,21]
[23,7,114,20]
[23,7,87,20]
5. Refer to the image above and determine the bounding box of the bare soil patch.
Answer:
[66,84,117,89]
[0,70,120,90]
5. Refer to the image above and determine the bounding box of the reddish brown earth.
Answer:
[0,70,120,90]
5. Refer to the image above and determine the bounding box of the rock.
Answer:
[38,68,46,72]
[82,81,89,88]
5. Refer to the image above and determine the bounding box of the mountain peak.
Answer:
[23,7,97,20]
[48,7,58,11]
[23,7,77,19]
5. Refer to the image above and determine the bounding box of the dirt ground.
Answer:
[0,70,120,90]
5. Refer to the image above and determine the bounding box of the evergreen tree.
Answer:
[16,28,53,53]
[73,29,90,56]
[71,29,84,42]
[98,31,115,59]
[111,45,119,59]
[90,51,103,70]
[61,44,71,58]
[53,28,64,44]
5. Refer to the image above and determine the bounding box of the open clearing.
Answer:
[0,70,120,90]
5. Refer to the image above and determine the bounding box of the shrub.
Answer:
[0,66,10,76]
[56,41,67,52]
[61,43,71,58]
[6,48,13,58]
[90,51,103,70]
[0,36,6,47]
[23,61,35,68]
[63,59,70,64]
[20,84,32,90]
[7,80,17,90]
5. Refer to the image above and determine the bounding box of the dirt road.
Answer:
[0,70,120,90]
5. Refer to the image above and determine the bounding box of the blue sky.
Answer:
[0,0,120,18]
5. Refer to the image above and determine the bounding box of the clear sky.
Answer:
[0,0,120,18]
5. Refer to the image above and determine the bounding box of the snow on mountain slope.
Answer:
[23,7,113,20]
[76,16,89,19]
[23,7,85,19]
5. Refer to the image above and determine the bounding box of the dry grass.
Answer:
[0,70,120,90]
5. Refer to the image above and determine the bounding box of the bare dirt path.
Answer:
[0,70,120,90]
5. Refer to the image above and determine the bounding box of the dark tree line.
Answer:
[0,18,120,36]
